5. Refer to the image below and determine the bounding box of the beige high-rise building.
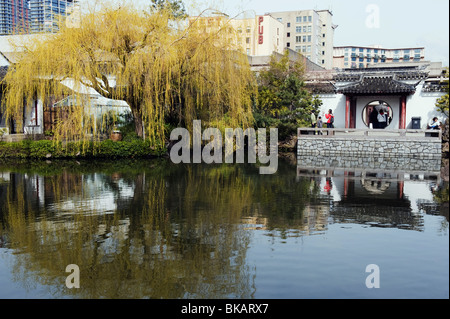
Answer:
[188,14,284,56]
[229,14,285,56]
[268,9,336,69]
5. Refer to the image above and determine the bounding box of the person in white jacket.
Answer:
[377,110,387,129]
[428,117,441,130]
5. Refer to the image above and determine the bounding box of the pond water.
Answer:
[0,157,448,299]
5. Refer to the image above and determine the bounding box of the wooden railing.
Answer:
[298,128,442,140]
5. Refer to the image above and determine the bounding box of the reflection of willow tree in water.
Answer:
[3,160,315,298]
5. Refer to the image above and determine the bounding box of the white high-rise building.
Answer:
[268,9,337,69]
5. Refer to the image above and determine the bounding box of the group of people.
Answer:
[310,109,441,131]
[369,108,390,129]
[310,109,334,131]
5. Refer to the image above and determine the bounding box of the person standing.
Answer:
[325,109,334,128]
[369,108,379,129]
[310,111,317,128]
[377,110,387,129]
[317,116,323,135]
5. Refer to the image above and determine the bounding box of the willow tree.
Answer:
[1,3,256,148]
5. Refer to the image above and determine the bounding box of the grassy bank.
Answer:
[0,139,166,159]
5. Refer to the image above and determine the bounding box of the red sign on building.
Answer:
[258,16,264,44]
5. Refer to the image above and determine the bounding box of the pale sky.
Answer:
[80,0,450,66]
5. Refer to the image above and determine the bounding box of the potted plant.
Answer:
[110,128,122,142]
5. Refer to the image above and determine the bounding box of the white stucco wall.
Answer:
[405,82,446,129]
[317,93,346,127]
[353,95,400,129]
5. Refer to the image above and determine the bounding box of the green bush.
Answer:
[0,139,165,159]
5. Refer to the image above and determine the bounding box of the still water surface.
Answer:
[0,157,448,299]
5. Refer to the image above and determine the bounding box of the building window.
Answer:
[351,57,356,62]
[287,22,291,28]
[307,25,312,32]
[295,46,301,52]
[308,16,312,22]
[322,33,325,38]
[296,36,301,43]
[303,26,307,33]
[359,57,364,62]
[246,27,251,33]
[307,45,311,53]
[296,26,302,33]
[246,48,251,55]
[287,32,290,37]
[277,18,282,22]
[307,35,311,42]
[296,16,301,23]
[287,42,290,47]
[359,63,364,68]
[246,37,250,44]
[303,16,307,22]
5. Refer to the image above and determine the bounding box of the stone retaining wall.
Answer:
[298,137,442,159]
[297,154,442,172]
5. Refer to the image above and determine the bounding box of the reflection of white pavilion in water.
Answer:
[297,165,444,231]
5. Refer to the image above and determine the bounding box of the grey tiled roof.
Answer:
[337,75,416,94]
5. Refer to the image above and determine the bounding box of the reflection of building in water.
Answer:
[297,165,446,231]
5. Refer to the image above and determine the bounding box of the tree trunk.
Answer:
[130,104,144,138]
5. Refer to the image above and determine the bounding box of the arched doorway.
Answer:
[362,100,394,129]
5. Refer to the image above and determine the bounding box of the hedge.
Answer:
[0,139,166,159]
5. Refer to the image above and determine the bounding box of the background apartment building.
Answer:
[333,45,426,69]
[268,9,336,69]
[189,14,284,56]
[1,0,78,35]
[0,0,29,35]
[29,0,78,33]
[229,14,284,56]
